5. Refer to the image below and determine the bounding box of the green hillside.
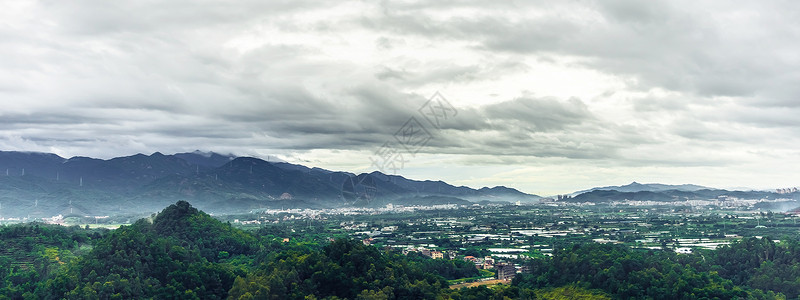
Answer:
[3,202,799,299]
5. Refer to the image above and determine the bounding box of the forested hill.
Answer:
[14,201,486,299]
[38,201,260,298]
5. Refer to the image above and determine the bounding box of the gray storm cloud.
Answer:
[1,0,798,193]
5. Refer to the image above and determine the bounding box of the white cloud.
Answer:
[1,0,799,193]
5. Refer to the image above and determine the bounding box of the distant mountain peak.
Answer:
[190,150,214,157]
[572,182,712,196]
[173,151,237,168]
[185,150,238,158]
[65,156,100,162]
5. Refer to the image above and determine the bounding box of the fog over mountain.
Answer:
[4,149,797,219]
[0,151,536,218]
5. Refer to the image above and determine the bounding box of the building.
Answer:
[420,248,432,257]
[483,261,494,269]
[497,263,516,281]
[538,198,555,203]
[431,251,444,259]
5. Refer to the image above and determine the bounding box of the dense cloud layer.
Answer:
[1,0,798,194]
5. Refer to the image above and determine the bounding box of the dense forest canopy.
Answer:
[1,201,799,299]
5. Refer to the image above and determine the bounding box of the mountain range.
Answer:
[3,150,797,218]
[0,150,538,218]
[562,183,799,211]
[570,182,710,196]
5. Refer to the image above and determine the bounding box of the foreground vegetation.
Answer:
[2,201,800,299]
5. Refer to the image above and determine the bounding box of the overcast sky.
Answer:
[1,0,799,195]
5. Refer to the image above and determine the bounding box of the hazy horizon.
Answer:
[0,149,786,196]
